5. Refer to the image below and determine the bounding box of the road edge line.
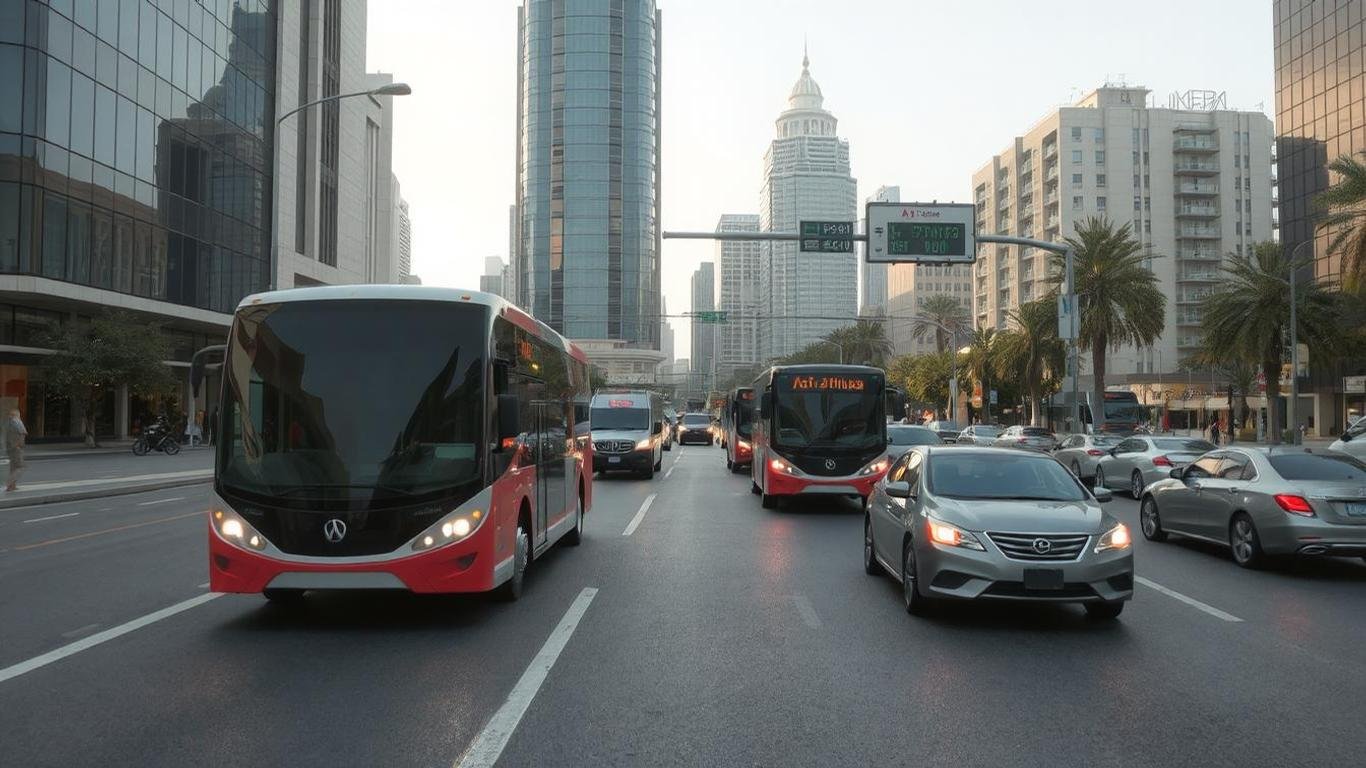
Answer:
[454,587,599,768]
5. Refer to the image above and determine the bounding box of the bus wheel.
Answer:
[761,492,779,510]
[496,524,530,601]
[263,588,306,605]
[565,494,585,547]
[751,479,761,495]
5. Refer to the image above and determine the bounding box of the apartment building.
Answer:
[971,86,1274,379]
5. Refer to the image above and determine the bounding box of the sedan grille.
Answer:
[594,440,635,454]
[986,532,1090,561]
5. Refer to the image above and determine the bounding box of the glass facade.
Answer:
[0,0,276,314]
[516,0,660,346]
[1274,0,1366,284]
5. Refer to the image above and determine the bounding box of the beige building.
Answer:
[971,86,1274,380]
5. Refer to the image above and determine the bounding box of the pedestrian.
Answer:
[5,409,27,492]
[1226,417,1235,445]
[1207,419,1219,445]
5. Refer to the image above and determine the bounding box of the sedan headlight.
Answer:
[411,508,485,552]
[212,509,268,551]
[1095,523,1131,553]
[926,518,986,551]
[858,456,890,477]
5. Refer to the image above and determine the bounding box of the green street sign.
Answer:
[799,220,854,253]
[694,311,728,324]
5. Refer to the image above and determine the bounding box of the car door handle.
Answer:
[1191,482,1203,491]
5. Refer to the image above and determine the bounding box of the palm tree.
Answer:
[1199,241,1344,443]
[1317,152,1366,290]
[963,327,998,421]
[1048,217,1165,428]
[996,298,1065,426]
[910,295,969,353]
[825,319,894,366]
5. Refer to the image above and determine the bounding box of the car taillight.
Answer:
[1086,449,1105,456]
[1152,455,1173,467]
[1273,494,1315,517]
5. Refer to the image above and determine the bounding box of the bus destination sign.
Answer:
[784,375,869,392]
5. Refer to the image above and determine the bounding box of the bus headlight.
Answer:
[769,457,804,476]
[212,509,267,551]
[858,457,890,477]
[412,508,485,552]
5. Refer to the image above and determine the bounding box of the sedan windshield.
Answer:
[889,427,942,446]
[1269,453,1366,481]
[1154,438,1216,452]
[218,300,486,502]
[971,426,1002,437]
[928,453,1087,501]
[1022,427,1054,437]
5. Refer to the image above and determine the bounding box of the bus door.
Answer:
[533,398,567,548]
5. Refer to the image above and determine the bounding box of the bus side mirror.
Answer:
[497,394,520,448]
[759,393,772,419]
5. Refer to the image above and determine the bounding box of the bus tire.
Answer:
[751,479,761,495]
[496,522,530,602]
[263,588,306,605]
[761,492,779,510]
[564,493,585,547]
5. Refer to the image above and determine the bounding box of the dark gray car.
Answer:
[956,424,1003,445]
[1139,448,1366,568]
[863,446,1132,619]
[885,425,943,459]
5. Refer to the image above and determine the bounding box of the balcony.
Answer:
[1178,268,1221,281]
[1176,203,1219,218]
[1177,311,1205,325]
[1177,336,1203,348]
[1177,225,1220,239]
[1174,160,1219,175]
[1045,167,1059,183]
[1043,144,1057,159]
[1044,190,1059,206]
[1177,182,1219,196]
[1178,287,1214,304]
[1173,136,1219,153]
[1178,248,1221,260]
[1045,215,1060,229]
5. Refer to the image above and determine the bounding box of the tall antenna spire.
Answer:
[803,37,809,70]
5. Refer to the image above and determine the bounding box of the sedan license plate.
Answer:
[1346,502,1366,517]
[1023,569,1065,591]
[608,456,621,464]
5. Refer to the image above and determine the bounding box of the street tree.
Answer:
[1198,241,1344,443]
[893,352,955,418]
[1317,152,1366,291]
[825,319,894,367]
[910,295,969,354]
[963,327,998,421]
[41,311,179,447]
[1049,217,1166,428]
[996,298,1066,427]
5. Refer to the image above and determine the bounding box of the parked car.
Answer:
[1095,436,1215,498]
[1327,417,1366,460]
[956,424,1003,445]
[863,446,1131,619]
[1139,448,1366,568]
[923,421,961,443]
[993,425,1057,453]
[885,425,943,459]
[1053,433,1125,481]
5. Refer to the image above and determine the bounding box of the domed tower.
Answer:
[776,49,838,139]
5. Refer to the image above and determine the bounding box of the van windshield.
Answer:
[592,407,650,431]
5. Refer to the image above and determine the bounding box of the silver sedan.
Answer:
[992,425,1058,453]
[863,446,1133,619]
[956,424,1003,445]
[1139,448,1366,568]
[1053,433,1124,481]
[1095,436,1215,499]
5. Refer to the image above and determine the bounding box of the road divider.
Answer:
[454,587,599,768]
[1136,576,1243,623]
[0,592,221,684]
[621,494,656,537]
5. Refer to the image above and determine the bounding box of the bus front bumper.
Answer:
[765,470,883,499]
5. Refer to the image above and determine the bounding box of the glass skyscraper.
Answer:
[514,0,661,347]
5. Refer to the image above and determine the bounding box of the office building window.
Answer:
[1096,197,1107,211]
[1096,174,1107,187]
[1133,174,1140,188]
[1071,173,1083,185]
[1071,150,1082,163]
[1071,126,1082,141]
[1134,196,1142,211]
[1095,150,1106,164]
[1072,195,1083,210]
[1094,127,1105,141]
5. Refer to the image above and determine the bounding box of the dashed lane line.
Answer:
[1136,576,1243,623]
[8,511,204,552]
[621,494,656,537]
[22,512,80,523]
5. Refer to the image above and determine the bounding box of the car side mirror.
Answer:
[497,394,520,449]
[885,481,913,499]
[1169,467,1183,479]
[1093,487,1113,503]
[652,422,663,435]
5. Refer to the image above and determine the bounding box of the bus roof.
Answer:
[234,284,588,365]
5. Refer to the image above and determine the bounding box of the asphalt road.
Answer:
[1,444,1364,767]
[3,447,213,488]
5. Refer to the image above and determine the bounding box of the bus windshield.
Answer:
[773,373,882,450]
[218,300,486,503]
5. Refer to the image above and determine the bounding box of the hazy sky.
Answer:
[369,0,1275,361]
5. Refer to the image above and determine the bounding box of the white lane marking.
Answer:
[22,512,81,523]
[664,466,674,480]
[0,592,221,684]
[621,494,656,537]
[60,623,102,639]
[198,582,210,589]
[137,496,187,507]
[791,594,822,629]
[1136,576,1243,623]
[454,587,598,768]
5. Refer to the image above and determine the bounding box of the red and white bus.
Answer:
[749,365,890,509]
[722,387,755,472]
[208,286,592,603]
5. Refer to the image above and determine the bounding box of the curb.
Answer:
[0,475,214,510]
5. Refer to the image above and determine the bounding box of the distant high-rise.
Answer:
[514,0,662,347]
[481,256,511,299]
[860,187,895,316]
[759,51,858,360]
[691,263,717,385]
[393,176,413,282]
[715,214,762,377]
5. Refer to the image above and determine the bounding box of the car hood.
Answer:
[929,496,1107,534]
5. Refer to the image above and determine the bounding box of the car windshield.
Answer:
[592,407,651,431]
[1022,427,1054,437]
[683,414,711,426]
[773,373,883,450]
[1154,438,1216,452]
[218,300,485,502]
[1268,453,1366,481]
[888,426,942,446]
[928,452,1087,501]
[971,426,1002,437]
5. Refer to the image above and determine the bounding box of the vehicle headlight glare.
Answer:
[213,511,267,551]
[859,457,890,476]
[737,440,751,451]
[1096,523,1132,552]
[927,519,986,551]
[636,438,653,450]
[413,509,484,552]
[221,518,244,539]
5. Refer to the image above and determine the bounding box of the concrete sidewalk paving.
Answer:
[0,469,214,510]
[2,441,213,463]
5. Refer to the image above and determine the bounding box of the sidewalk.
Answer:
[0,449,214,510]
[1,441,213,463]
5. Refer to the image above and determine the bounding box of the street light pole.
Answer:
[269,83,412,290]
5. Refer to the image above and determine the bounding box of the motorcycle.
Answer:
[133,420,181,456]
